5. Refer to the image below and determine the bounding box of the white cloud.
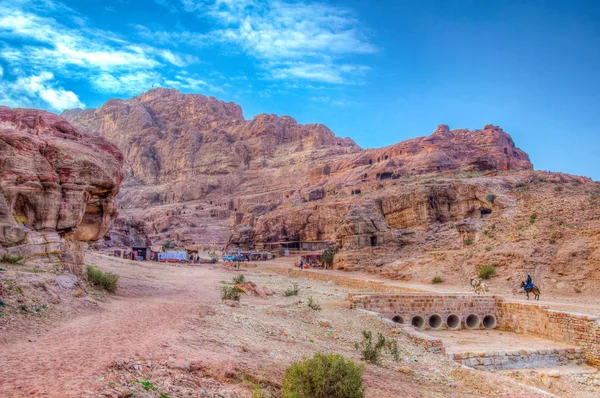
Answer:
[0,72,84,111]
[92,72,161,95]
[164,74,225,93]
[0,0,201,111]
[190,0,376,83]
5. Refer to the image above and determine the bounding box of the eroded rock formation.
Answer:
[59,89,600,293]
[0,107,123,273]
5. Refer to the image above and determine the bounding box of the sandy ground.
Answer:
[0,254,598,397]
[426,330,579,354]
[279,265,600,316]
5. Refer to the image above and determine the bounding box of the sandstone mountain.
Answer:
[62,89,599,294]
[0,107,123,273]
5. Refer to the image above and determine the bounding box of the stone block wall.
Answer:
[450,347,586,371]
[350,293,501,330]
[399,325,445,354]
[498,301,600,366]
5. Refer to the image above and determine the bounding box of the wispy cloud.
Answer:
[150,0,376,84]
[0,71,84,111]
[0,0,205,111]
[205,0,375,83]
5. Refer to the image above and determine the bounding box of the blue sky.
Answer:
[1,0,599,180]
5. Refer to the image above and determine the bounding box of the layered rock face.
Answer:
[0,107,123,273]
[62,89,535,251]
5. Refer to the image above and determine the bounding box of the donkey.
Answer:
[521,281,541,300]
[470,278,489,295]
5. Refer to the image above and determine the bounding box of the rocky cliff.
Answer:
[62,89,599,294]
[62,88,534,247]
[0,107,123,273]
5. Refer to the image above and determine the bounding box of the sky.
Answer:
[0,0,599,180]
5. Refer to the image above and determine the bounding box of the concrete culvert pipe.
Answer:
[428,314,442,329]
[482,315,497,329]
[411,315,425,330]
[392,316,404,324]
[466,314,481,329]
[446,314,460,330]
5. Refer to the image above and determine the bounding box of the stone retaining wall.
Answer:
[399,325,445,354]
[450,348,586,371]
[498,302,600,367]
[350,293,501,330]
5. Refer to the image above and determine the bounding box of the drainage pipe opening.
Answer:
[482,315,497,329]
[411,315,425,330]
[446,314,460,330]
[392,316,404,324]
[466,314,480,329]
[428,314,442,329]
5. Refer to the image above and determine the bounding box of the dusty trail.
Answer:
[1,254,596,397]
[279,265,600,316]
[0,255,223,398]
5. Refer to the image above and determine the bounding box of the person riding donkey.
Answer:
[521,274,541,300]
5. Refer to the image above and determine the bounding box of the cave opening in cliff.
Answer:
[480,208,493,217]
[370,236,377,246]
[368,159,372,165]
[379,172,393,180]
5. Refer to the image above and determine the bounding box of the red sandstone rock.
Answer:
[60,89,598,289]
[0,107,123,273]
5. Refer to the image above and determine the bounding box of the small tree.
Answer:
[478,264,496,280]
[282,353,364,398]
[485,193,496,204]
[162,240,171,250]
[321,247,338,269]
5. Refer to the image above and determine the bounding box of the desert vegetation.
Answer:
[86,265,119,292]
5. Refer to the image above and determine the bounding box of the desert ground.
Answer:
[1,254,599,398]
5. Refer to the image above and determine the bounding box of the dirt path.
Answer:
[280,265,600,316]
[1,255,596,397]
[0,255,224,398]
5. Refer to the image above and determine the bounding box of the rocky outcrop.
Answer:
[60,89,534,254]
[312,124,532,185]
[0,107,123,273]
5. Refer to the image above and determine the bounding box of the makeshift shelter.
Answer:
[131,246,148,261]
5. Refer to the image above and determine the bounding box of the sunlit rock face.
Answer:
[0,107,123,274]
[61,89,534,252]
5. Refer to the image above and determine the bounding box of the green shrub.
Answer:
[354,330,400,364]
[86,265,119,292]
[485,246,493,252]
[277,247,286,256]
[308,296,321,311]
[221,285,241,301]
[530,213,538,224]
[485,194,496,203]
[162,240,171,250]
[554,186,564,192]
[431,276,444,284]
[478,264,496,280]
[283,283,299,297]
[233,274,245,285]
[0,253,24,264]
[464,239,473,246]
[282,353,364,398]
[321,247,338,268]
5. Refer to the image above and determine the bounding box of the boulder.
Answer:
[0,107,123,274]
